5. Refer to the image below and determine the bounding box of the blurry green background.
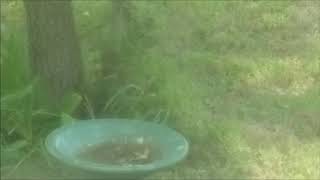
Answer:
[1,0,319,179]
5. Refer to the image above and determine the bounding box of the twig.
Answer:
[83,95,95,120]
[103,84,143,112]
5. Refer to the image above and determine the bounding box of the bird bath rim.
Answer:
[45,119,189,174]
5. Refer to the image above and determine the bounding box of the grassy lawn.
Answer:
[1,1,320,179]
[142,53,320,179]
[3,53,319,179]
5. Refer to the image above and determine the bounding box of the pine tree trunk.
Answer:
[24,0,83,101]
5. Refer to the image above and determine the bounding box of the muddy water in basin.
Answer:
[77,136,162,165]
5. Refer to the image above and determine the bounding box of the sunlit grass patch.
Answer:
[245,57,319,96]
[145,54,320,179]
[244,123,320,179]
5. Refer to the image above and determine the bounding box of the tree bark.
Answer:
[101,0,130,76]
[24,0,83,101]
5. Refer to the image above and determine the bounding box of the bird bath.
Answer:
[45,119,189,179]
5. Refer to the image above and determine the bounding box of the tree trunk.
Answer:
[101,0,130,77]
[24,0,83,101]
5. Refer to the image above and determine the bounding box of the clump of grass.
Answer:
[244,123,320,179]
[245,56,319,96]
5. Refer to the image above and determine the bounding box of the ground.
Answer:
[2,55,319,179]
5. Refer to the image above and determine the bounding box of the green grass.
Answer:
[2,40,319,180]
[140,53,320,179]
[1,1,320,179]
